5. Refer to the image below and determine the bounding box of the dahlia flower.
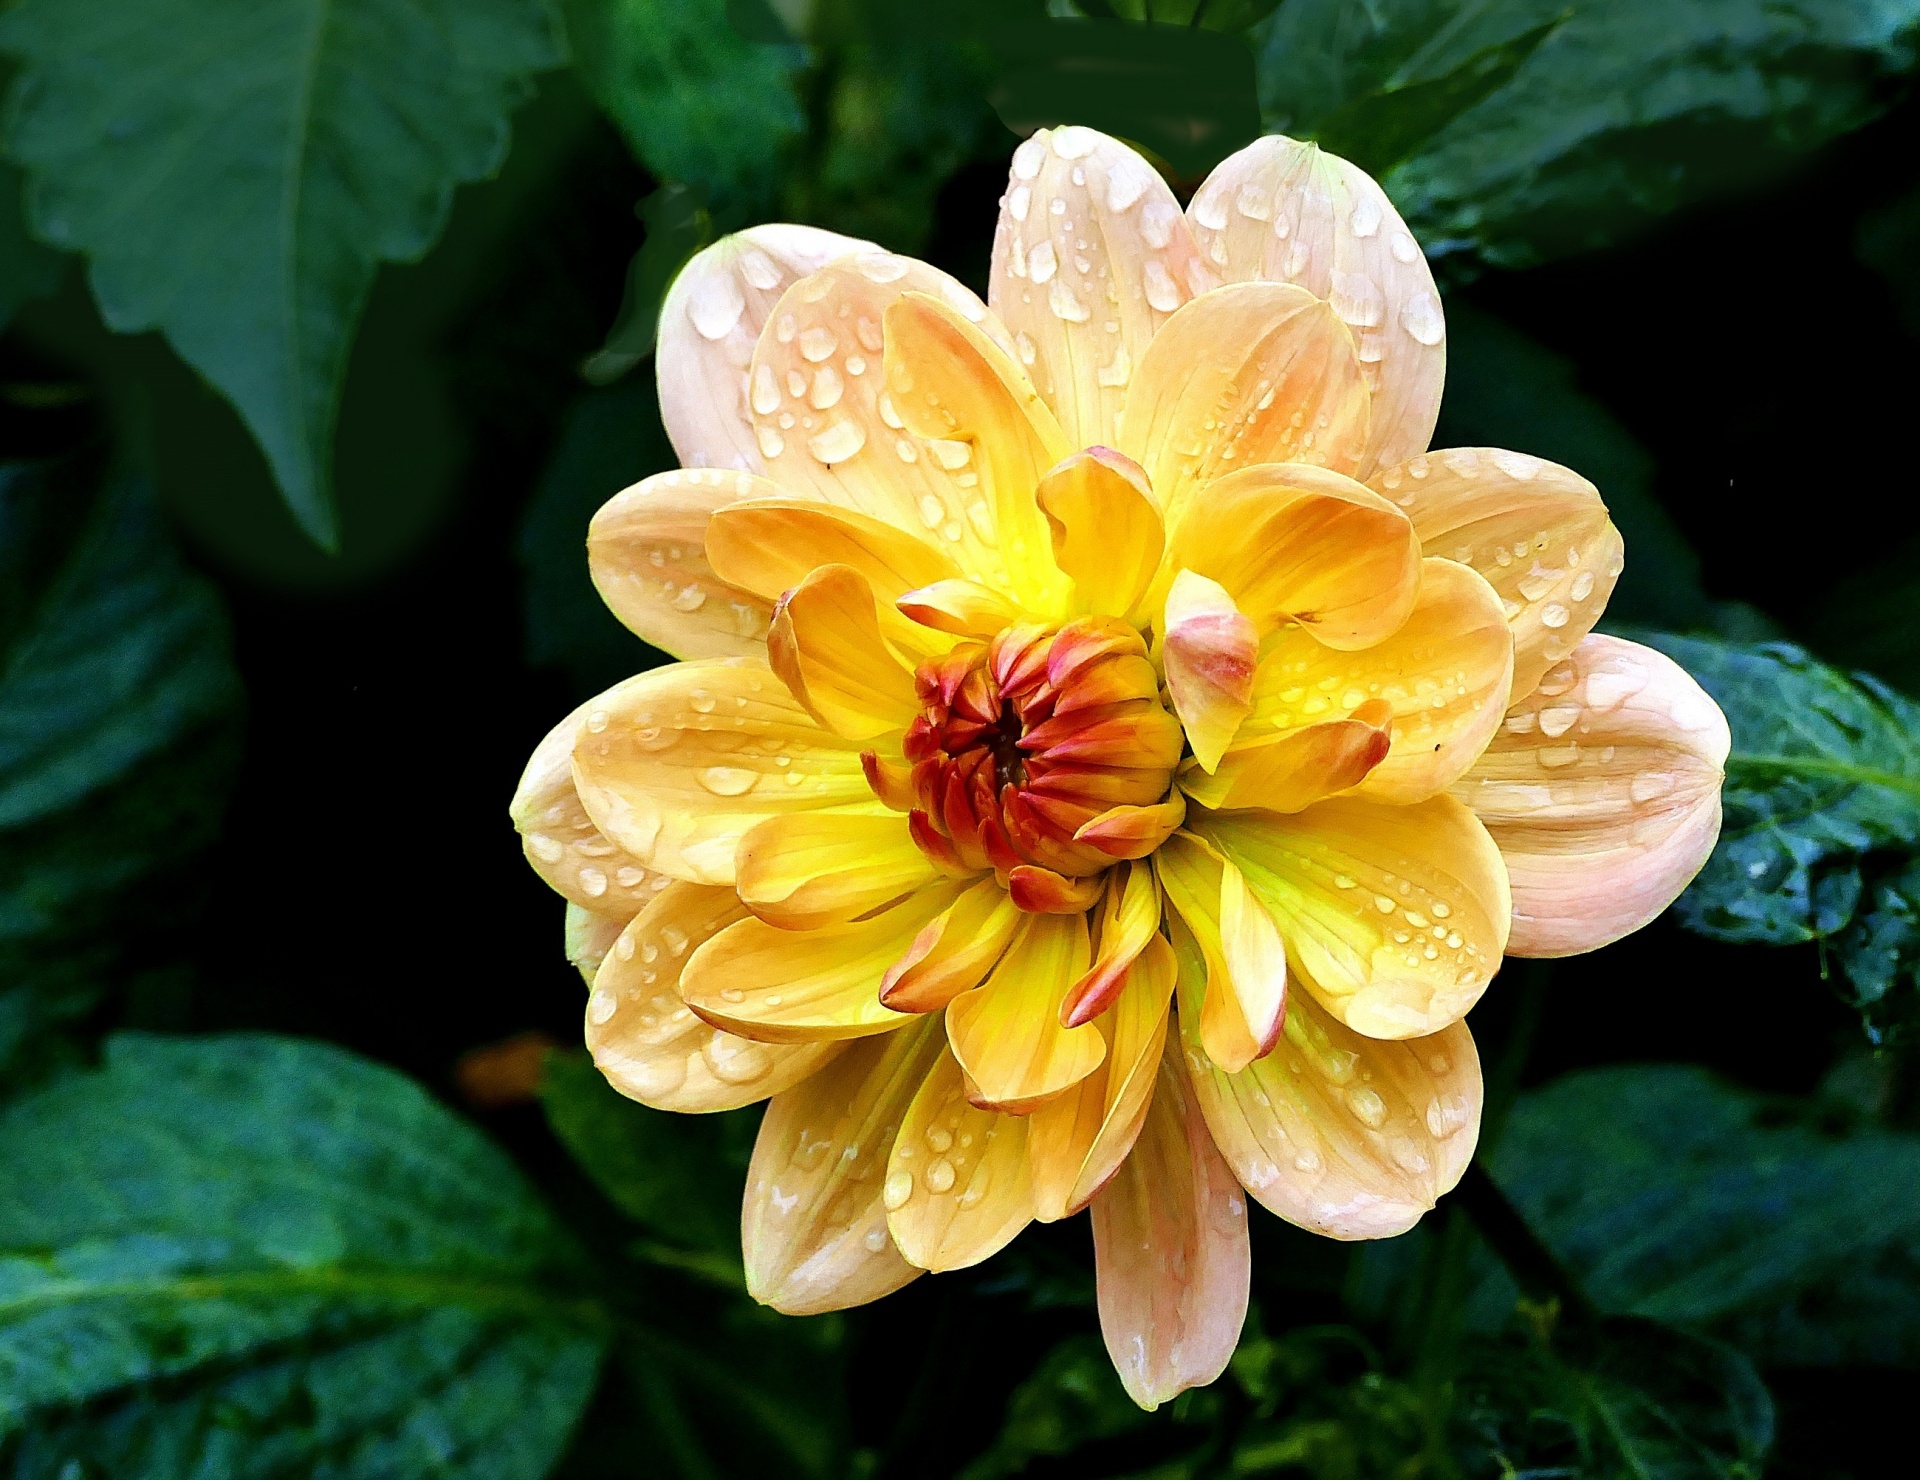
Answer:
[511,127,1729,1408]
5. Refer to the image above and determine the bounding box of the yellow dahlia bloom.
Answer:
[511,128,1731,1408]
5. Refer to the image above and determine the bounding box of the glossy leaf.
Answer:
[0,0,564,548]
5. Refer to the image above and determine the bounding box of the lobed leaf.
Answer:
[0,1033,607,1474]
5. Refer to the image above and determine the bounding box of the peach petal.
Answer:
[886,1046,1036,1271]
[511,700,668,913]
[1162,570,1257,774]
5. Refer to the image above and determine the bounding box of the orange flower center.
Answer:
[896,616,1185,892]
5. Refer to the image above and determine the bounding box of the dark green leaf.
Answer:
[561,0,804,218]
[1093,1,1283,33]
[957,1335,1162,1480]
[1438,302,1710,630]
[0,1032,607,1475]
[0,0,563,549]
[517,379,673,698]
[988,19,1261,179]
[583,184,713,386]
[1641,635,1920,1036]
[0,160,61,333]
[1455,1317,1773,1480]
[0,463,242,1080]
[1482,1064,1920,1368]
[540,1049,752,1281]
[1257,0,1920,267]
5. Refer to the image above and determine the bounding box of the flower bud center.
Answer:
[899,616,1184,881]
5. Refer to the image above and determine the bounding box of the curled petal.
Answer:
[1172,915,1482,1239]
[511,701,666,913]
[1455,634,1729,957]
[895,577,1028,639]
[680,886,954,1042]
[1062,861,1162,1027]
[1230,556,1514,806]
[1074,794,1187,862]
[570,659,883,886]
[1167,462,1419,650]
[881,877,1021,1013]
[1162,570,1257,774]
[1036,448,1166,622]
[743,250,1020,587]
[1033,934,1176,1219]
[1190,136,1443,479]
[768,564,921,741]
[1121,282,1370,531]
[1006,865,1106,915]
[946,911,1106,1113]
[884,291,1073,614]
[887,1046,1036,1271]
[565,903,631,986]
[735,812,938,930]
[744,1015,943,1314]
[1180,712,1391,814]
[1194,798,1511,1040]
[990,126,1212,448]
[658,224,872,471]
[587,468,776,660]
[1155,834,1287,1073]
[587,882,842,1113]
[1373,447,1623,703]
[1092,1037,1249,1410]
[707,496,963,607]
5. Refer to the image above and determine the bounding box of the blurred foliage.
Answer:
[1647,637,1920,1040]
[0,456,241,1085]
[0,1034,608,1474]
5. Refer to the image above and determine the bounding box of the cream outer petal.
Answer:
[1188,135,1444,479]
[1091,1041,1249,1411]
[656,223,874,472]
[989,125,1214,450]
[1454,634,1730,957]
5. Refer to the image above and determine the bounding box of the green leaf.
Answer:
[0,1032,607,1474]
[0,0,563,550]
[540,1050,752,1281]
[0,462,242,1079]
[957,1335,1164,1480]
[1640,635,1920,1036]
[0,160,62,333]
[1455,1317,1773,1480]
[1256,0,1920,267]
[561,0,804,217]
[1483,1064,1920,1369]
[583,184,713,386]
[1437,302,1709,630]
[517,379,674,698]
[987,18,1261,179]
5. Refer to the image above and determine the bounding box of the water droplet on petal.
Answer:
[699,766,758,796]
[1048,280,1090,322]
[1008,184,1031,221]
[1027,239,1058,284]
[799,326,839,362]
[1143,260,1180,312]
[808,420,867,464]
[688,273,745,340]
[1402,291,1445,345]
[1348,193,1382,238]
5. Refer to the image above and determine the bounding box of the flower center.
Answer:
[899,616,1185,885]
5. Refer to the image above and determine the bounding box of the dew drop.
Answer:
[1027,239,1059,284]
[883,1168,914,1210]
[1193,188,1230,231]
[1048,280,1090,323]
[1143,260,1181,312]
[1402,291,1445,345]
[808,420,868,464]
[1348,193,1382,238]
[1008,183,1031,221]
[1330,271,1384,328]
[798,326,838,362]
[688,274,745,340]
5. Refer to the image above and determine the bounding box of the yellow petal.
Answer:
[989,126,1212,448]
[1121,281,1371,532]
[586,468,776,660]
[767,564,921,741]
[946,912,1107,1113]
[1162,570,1257,774]
[570,659,884,886]
[1194,797,1511,1040]
[884,290,1074,615]
[744,1015,944,1314]
[1073,795,1188,863]
[1031,934,1176,1220]
[706,495,963,604]
[735,811,939,930]
[1231,556,1514,806]
[565,902,632,986]
[1092,1037,1249,1410]
[1166,462,1419,650]
[680,885,955,1042]
[658,224,873,471]
[1190,137,1443,479]
[895,577,1028,639]
[587,881,843,1113]
[1035,448,1166,622]
[881,877,1022,1013]
[1454,634,1729,957]
[1374,447,1623,703]
[1154,834,1287,1073]
[885,1045,1035,1271]
[1180,713,1390,814]
[1173,915,1482,1239]
[511,701,668,913]
[1062,860,1162,1027]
